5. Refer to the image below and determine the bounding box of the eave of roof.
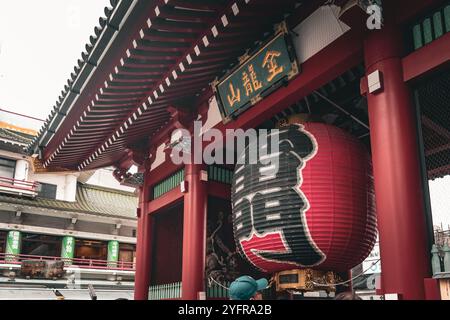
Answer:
[0,182,138,219]
[0,128,34,154]
[27,0,136,156]
[0,128,34,145]
[28,0,309,171]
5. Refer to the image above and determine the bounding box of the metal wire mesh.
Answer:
[415,70,450,232]
[416,70,450,180]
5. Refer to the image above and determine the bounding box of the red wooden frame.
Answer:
[403,32,450,83]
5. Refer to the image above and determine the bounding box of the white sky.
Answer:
[429,176,450,229]
[0,0,109,124]
[0,1,448,228]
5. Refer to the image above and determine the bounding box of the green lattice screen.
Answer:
[152,169,184,199]
[411,3,450,50]
[208,165,233,184]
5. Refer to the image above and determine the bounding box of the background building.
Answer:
[0,113,138,298]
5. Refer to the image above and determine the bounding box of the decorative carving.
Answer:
[211,78,219,93]
[238,50,251,64]
[112,167,131,183]
[274,21,288,35]
[205,212,241,284]
[250,94,263,105]
[122,172,144,187]
[275,268,344,293]
[288,61,299,80]
[167,105,194,130]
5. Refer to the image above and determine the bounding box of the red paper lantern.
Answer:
[232,122,377,273]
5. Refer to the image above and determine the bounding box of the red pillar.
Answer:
[364,17,430,299]
[134,186,153,300]
[181,163,207,300]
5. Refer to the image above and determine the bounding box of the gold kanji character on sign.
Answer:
[242,64,262,97]
[227,82,241,107]
[242,71,253,96]
[263,50,284,82]
[248,64,262,91]
[242,71,253,97]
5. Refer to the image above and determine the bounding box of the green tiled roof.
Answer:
[0,128,34,145]
[0,183,137,219]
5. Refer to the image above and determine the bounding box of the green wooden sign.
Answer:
[6,231,21,255]
[214,27,299,121]
[107,240,119,263]
[61,236,75,259]
[6,231,21,262]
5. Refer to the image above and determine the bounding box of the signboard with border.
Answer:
[61,236,75,260]
[107,240,119,267]
[213,22,300,123]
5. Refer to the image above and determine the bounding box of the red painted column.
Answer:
[364,14,430,299]
[181,163,207,300]
[134,186,153,300]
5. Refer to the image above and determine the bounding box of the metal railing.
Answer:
[0,253,135,271]
[148,282,182,300]
[207,281,230,299]
[0,176,39,193]
[148,281,232,300]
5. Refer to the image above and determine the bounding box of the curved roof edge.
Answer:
[26,0,136,157]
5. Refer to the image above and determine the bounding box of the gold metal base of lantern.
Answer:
[274,268,342,293]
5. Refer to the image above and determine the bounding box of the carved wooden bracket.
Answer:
[167,105,194,130]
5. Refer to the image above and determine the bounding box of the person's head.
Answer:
[229,276,268,300]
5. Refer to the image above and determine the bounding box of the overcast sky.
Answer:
[0,0,108,123]
[0,1,449,229]
[429,176,450,230]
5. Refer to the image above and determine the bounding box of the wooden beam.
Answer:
[396,0,448,24]
[0,202,136,227]
[403,32,450,83]
[0,223,136,244]
[426,143,450,157]
[429,164,450,179]
[422,115,450,140]
[147,187,183,214]
[207,181,231,200]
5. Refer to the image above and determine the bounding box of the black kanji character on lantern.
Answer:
[232,124,325,269]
